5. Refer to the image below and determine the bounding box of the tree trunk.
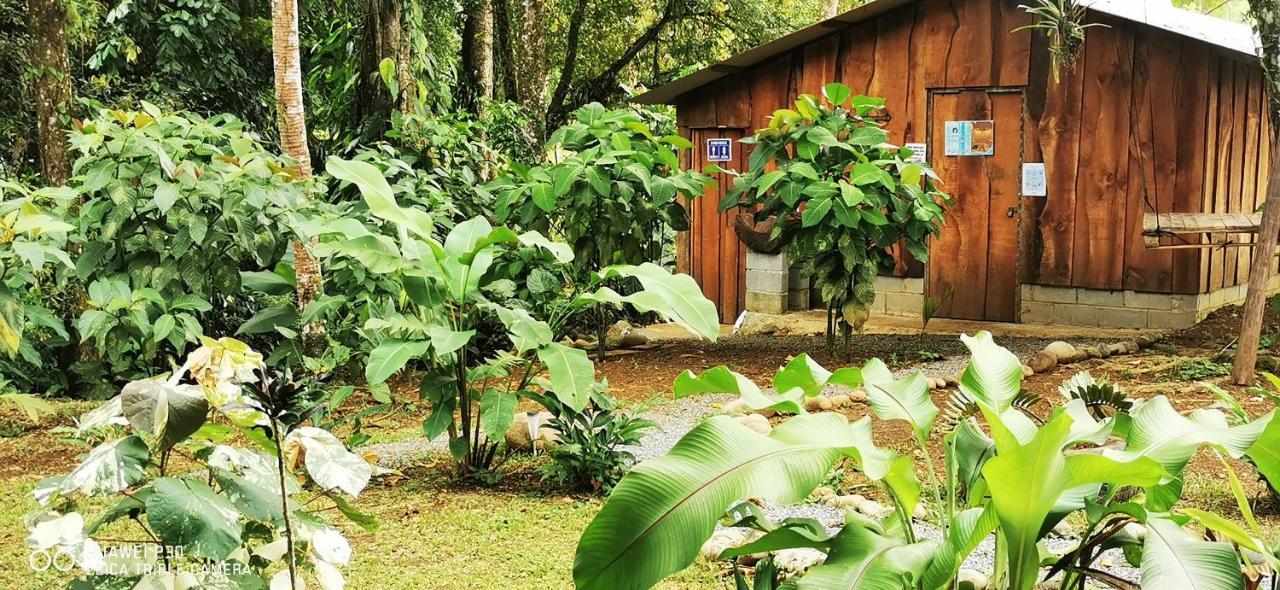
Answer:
[459,0,495,112]
[512,0,550,116]
[356,0,403,134]
[494,0,519,102]
[26,0,72,186]
[822,0,841,19]
[1231,0,1279,384]
[271,0,324,347]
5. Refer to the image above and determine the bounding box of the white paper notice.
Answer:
[903,143,927,164]
[1022,163,1047,197]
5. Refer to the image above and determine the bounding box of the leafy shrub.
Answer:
[539,390,655,493]
[576,332,1279,590]
[27,337,376,589]
[720,83,948,347]
[63,105,306,388]
[492,103,710,275]
[0,179,76,370]
[320,158,719,476]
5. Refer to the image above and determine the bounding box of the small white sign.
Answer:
[1022,163,1047,197]
[706,138,733,162]
[903,142,927,163]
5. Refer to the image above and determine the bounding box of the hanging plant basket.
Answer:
[734,212,802,254]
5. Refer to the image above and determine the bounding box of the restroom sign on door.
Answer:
[707,138,733,162]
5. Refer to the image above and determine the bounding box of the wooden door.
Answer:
[687,128,748,324]
[927,90,1023,321]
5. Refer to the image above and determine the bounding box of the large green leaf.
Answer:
[479,391,518,441]
[537,342,594,412]
[674,365,804,414]
[865,371,937,443]
[365,339,430,385]
[958,331,1023,413]
[573,413,861,590]
[146,477,242,560]
[1245,413,1280,495]
[591,263,720,341]
[235,305,298,336]
[921,507,999,588]
[782,513,936,589]
[326,157,435,240]
[1141,514,1245,590]
[120,379,209,449]
[492,305,553,353]
[53,436,150,499]
[1121,396,1272,477]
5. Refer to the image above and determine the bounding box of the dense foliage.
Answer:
[720,83,948,346]
[576,332,1280,590]
[27,338,376,589]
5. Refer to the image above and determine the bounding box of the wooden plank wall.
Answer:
[675,0,1270,302]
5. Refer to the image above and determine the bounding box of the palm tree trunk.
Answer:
[26,0,71,186]
[271,0,324,350]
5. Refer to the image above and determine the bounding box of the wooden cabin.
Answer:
[634,0,1273,329]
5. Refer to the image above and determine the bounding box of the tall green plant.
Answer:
[317,157,719,475]
[720,84,948,350]
[26,337,376,589]
[575,332,1278,590]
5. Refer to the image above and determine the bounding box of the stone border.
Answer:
[1021,274,1280,329]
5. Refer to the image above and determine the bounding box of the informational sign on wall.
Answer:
[903,142,928,164]
[1022,163,1048,197]
[706,138,733,162]
[944,120,995,157]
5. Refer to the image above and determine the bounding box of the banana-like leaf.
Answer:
[573,413,863,590]
[1141,513,1245,590]
[921,506,999,589]
[364,339,430,385]
[958,331,1023,413]
[982,409,1163,590]
[675,365,805,414]
[537,342,594,412]
[325,157,435,241]
[866,371,937,443]
[773,354,833,397]
[1246,415,1280,496]
[781,512,937,589]
[591,263,720,341]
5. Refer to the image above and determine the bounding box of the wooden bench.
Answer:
[1142,212,1262,250]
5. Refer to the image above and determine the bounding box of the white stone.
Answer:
[733,413,772,435]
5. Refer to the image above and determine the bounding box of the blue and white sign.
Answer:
[706,138,733,162]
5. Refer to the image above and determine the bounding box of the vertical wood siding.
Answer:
[674,0,1269,322]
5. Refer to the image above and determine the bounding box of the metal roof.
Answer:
[633,0,1259,105]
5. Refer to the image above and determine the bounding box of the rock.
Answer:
[737,313,813,336]
[505,411,558,450]
[1106,343,1128,356]
[847,388,869,403]
[1121,522,1146,542]
[828,394,852,408]
[1079,345,1102,359]
[957,568,990,590]
[721,399,751,416]
[1021,364,1034,377]
[855,499,893,519]
[573,338,593,350]
[913,504,928,520]
[1044,341,1083,363]
[773,548,826,573]
[830,494,865,508]
[558,336,574,347]
[734,413,772,435]
[699,528,763,561]
[1123,340,1140,353]
[605,320,633,346]
[812,486,837,499]
[1029,351,1058,373]
[805,395,834,411]
[619,331,649,347]
[1135,335,1155,347]
[1051,519,1075,538]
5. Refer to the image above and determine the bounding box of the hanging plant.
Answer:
[1015,0,1107,82]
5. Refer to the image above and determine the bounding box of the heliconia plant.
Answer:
[573,331,1280,590]
[312,157,720,476]
[26,337,378,590]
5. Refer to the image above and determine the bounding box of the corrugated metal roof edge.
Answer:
[633,0,1258,105]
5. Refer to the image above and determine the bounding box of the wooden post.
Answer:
[1231,0,1280,384]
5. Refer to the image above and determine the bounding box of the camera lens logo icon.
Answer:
[29,547,78,572]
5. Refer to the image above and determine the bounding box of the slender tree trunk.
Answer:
[356,0,403,134]
[271,0,324,348]
[822,0,840,19]
[1231,0,1279,384]
[494,0,519,101]
[459,0,495,112]
[513,0,550,116]
[26,0,72,186]
[396,11,416,114]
